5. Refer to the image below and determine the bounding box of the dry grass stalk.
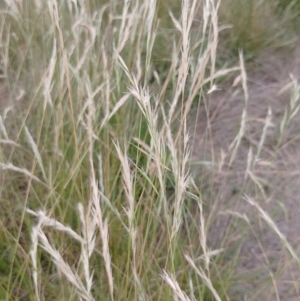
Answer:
[84,64,114,299]
[0,162,45,185]
[245,195,300,269]
[161,270,192,301]
[114,141,138,276]
[38,229,95,301]
[27,209,94,301]
[185,254,222,301]
[78,203,96,295]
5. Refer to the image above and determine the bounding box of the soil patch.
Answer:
[190,43,300,300]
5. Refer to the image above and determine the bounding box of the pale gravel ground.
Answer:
[190,44,300,300]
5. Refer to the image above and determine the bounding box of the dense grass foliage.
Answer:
[0,0,300,300]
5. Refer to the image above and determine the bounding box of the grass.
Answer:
[218,0,300,63]
[1,0,300,300]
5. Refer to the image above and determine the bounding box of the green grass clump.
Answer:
[0,0,236,300]
[218,0,300,62]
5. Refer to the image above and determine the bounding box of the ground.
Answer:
[190,42,300,300]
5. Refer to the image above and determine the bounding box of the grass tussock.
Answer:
[1,0,300,300]
[218,0,300,62]
[0,0,234,300]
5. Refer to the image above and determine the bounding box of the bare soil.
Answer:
[190,43,300,300]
